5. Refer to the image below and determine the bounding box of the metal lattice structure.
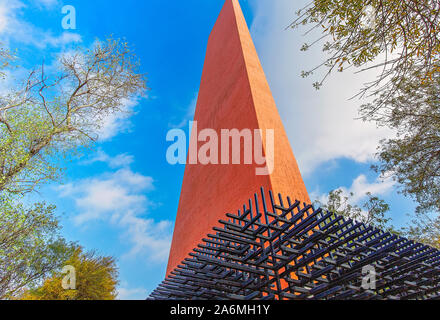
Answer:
[150,188,440,300]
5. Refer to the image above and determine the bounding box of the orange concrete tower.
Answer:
[167,0,310,273]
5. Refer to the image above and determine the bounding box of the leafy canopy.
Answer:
[0,37,144,300]
[315,189,395,232]
[401,212,440,248]
[293,1,440,215]
[0,196,74,299]
[292,0,440,94]
[0,47,14,78]
[0,38,147,195]
[316,189,440,249]
[21,246,118,300]
[368,71,440,213]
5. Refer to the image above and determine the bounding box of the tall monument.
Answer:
[167,0,310,273]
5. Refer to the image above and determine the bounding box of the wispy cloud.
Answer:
[0,0,81,48]
[59,168,153,223]
[0,0,23,35]
[0,1,143,142]
[311,174,396,206]
[98,98,141,141]
[34,0,59,9]
[59,153,173,264]
[83,148,135,168]
[117,285,148,300]
[346,174,396,203]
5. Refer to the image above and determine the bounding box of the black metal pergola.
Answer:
[149,188,440,300]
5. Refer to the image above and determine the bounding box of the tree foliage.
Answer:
[401,212,440,249]
[315,189,395,232]
[0,37,142,300]
[0,47,14,76]
[0,38,146,195]
[367,71,440,213]
[316,189,440,248]
[21,246,118,300]
[291,0,440,94]
[293,1,440,215]
[0,196,74,299]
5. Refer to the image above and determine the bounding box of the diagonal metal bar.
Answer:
[149,188,440,300]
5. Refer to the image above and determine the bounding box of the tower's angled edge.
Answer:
[166,0,310,273]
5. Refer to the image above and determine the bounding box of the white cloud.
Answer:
[311,174,396,206]
[0,66,31,94]
[117,286,148,300]
[84,149,135,168]
[43,32,82,47]
[34,0,59,9]
[0,0,23,34]
[97,98,141,141]
[0,0,81,48]
[59,168,154,224]
[58,158,172,264]
[348,174,396,202]
[120,214,173,262]
[0,1,140,143]
[250,0,394,175]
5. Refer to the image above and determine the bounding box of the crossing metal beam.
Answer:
[149,188,440,300]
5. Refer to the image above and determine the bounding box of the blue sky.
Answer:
[0,0,418,299]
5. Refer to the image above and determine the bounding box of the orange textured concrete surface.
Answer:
[166,0,310,274]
